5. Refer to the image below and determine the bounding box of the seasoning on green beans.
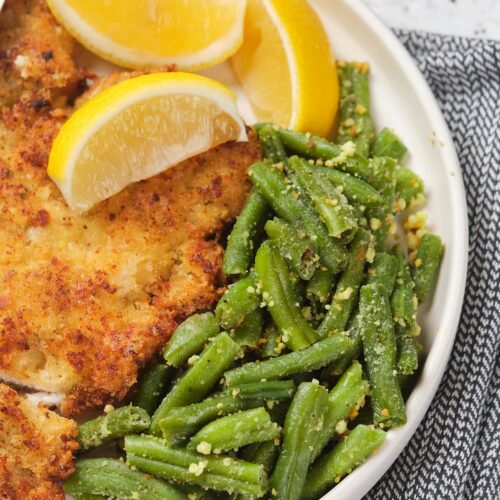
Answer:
[223,188,270,275]
[224,334,352,387]
[163,312,219,368]
[359,284,406,427]
[264,217,319,280]
[336,61,375,156]
[318,167,385,207]
[257,123,288,164]
[159,381,293,445]
[277,128,372,180]
[312,361,370,461]
[271,382,329,500]
[77,405,150,451]
[392,247,419,376]
[64,458,186,500]
[372,127,407,160]
[150,332,239,436]
[365,156,397,251]
[287,156,358,241]
[125,435,268,497]
[302,425,386,500]
[215,274,260,330]
[132,360,173,416]
[230,308,265,348]
[365,252,398,295]
[240,440,280,474]
[412,232,444,303]
[255,241,318,351]
[188,407,281,453]
[306,268,335,306]
[395,166,425,207]
[318,228,371,338]
[248,161,348,273]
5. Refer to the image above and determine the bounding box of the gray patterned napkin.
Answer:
[366,31,500,500]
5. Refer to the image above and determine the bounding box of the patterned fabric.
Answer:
[366,31,500,500]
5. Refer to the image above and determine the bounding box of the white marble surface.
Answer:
[363,0,500,40]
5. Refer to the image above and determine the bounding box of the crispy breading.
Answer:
[0,0,91,107]
[0,101,260,414]
[0,0,262,415]
[0,383,78,500]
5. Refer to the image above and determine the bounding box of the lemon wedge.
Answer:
[46,0,246,70]
[48,72,247,211]
[231,0,338,137]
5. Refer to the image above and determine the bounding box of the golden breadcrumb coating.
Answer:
[0,100,260,414]
[0,0,261,415]
[0,384,78,500]
[0,0,90,107]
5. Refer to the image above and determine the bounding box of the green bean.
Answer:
[318,228,371,337]
[64,458,186,500]
[255,241,318,351]
[257,123,288,164]
[159,382,294,445]
[324,310,362,377]
[412,232,444,303]
[359,284,406,427]
[365,157,396,251]
[127,455,264,498]
[271,382,329,500]
[215,274,260,330]
[159,393,242,445]
[259,322,283,358]
[265,217,319,280]
[132,360,173,416]
[395,166,424,207]
[188,407,281,453]
[252,122,268,133]
[236,380,296,401]
[77,405,150,451]
[336,61,374,156]
[372,127,407,160]
[241,440,280,474]
[223,188,270,275]
[317,167,384,207]
[248,162,348,273]
[287,156,358,241]
[312,361,370,461]
[235,443,281,499]
[125,435,267,496]
[306,268,335,305]
[392,247,419,376]
[302,425,386,500]
[366,252,398,295]
[177,485,216,500]
[150,332,239,436]
[224,334,352,387]
[278,128,373,180]
[163,313,220,368]
[230,308,265,348]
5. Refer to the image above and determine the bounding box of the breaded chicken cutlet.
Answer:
[0,383,78,500]
[0,0,261,415]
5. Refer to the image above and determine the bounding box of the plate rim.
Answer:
[319,1,469,499]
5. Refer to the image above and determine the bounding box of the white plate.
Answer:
[74,0,468,497]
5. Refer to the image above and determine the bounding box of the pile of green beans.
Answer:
[65,61,444,500]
